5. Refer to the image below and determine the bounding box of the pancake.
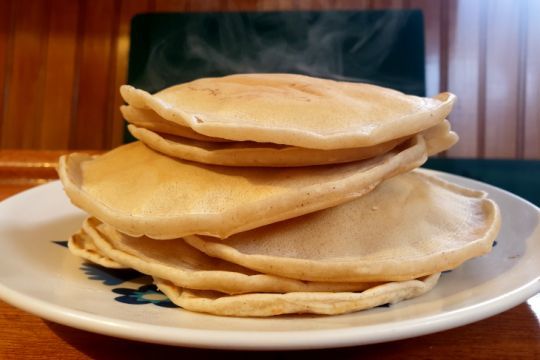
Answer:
[127,124,405,167]
[184,171,501,282]
[68,228,127,269]
[121,105,228,142]
[154,273,441,317]
[58,135,427,240]
[127,119,457,167]
[423,119,459,156]
[120,73,455,150]
[85,218,380,295]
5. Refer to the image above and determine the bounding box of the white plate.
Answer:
[0,171,538,350]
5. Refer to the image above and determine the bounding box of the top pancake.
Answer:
[120,73,455,150]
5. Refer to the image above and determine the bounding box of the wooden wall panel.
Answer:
[333,1,371,9]
[110,0,154,148]
[445,0,481,158]
[0,0,538,159]
[524,0,540,159]
[1,0,48,148]
[70,0,119,149]
[154,0,190,11]
[39,0,79,149]
[0,1,13,140]
[406,1,442,97]
[483,0,521,158]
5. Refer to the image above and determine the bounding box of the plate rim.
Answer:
[0,171,539,350]
[0,270,538,350]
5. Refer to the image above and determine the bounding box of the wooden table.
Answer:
[0,150,539,359]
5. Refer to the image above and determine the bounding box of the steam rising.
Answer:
[135,11,423,95]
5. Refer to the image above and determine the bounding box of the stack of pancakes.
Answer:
[59,74,500,317]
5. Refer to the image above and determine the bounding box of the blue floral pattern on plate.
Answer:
[53,240,68,248]
[54,240,177,308]
[80,263,141,286]
[113,284,178,308]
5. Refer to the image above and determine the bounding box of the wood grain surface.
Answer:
[484,0,520,159]
[0,0,538,159]
[40,0,80,150]
[445,0,480,158]
[524,0,540,159]
[0,149,539,358]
